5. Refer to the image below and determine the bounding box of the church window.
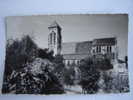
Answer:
[107,46,109,53]
[77,60,80,65]
[53,32,56,44]
[50,33,52,44]
[107,46,111,53]
[96,46,98,53]
[96,46,101,53]
[99,46,101,53]
[110,46,112,52]
[93,49,95,53]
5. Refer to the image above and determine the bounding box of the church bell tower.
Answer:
[48,21,62,55]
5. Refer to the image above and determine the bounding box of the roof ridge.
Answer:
[62,40,92,44]
[94,37,116,40]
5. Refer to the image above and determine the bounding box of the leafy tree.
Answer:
[38,48,54,61]
[5,35,38,72]
[2,57,65,94]
[63,67,75,86]
[78,57,100,94]
[2,35,38,93]
[52,55,65,83]
[94,56,113,71]
[101,71,113,93]
[2,35,64,94]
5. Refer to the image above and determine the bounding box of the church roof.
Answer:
[62,42,77,54]
[62,37,116,60]
[92,37,116,46]
[48,21,61,29]
[76,41,92,54]
[62,41,92,55]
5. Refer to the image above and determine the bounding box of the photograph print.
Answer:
[2,14,129,95]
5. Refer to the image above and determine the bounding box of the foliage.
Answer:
[38,48,54,61]
[2,34,129,94]
[95,57,113,70]
[63,67,75,86]
[52,55,65,83]
[78,57,100,94]
[3,35,38,81]
[98,64,130,93]
[52,55,76,86]
[99,71,113,93]
[2,35,64,94]
[2,58,64,94]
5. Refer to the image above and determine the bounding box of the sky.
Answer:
[6,14,128,60]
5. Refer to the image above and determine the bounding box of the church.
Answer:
[48,21,118,66]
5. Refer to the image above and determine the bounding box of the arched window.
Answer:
[107,46,109,53]
[107,46,111,53]
[96,46,98,53]
[53,32,56,44]
[96,46,101,53]
[50,33,52,44]
[110,46,112,52]
[99,46,101,53]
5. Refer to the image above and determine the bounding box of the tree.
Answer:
[101,71,113,93]
[64,67,75,86]
[95,56,113,71]
[2,35,64,94]
[38,48,54,61]
[52,55,65,83]
[78,57,100,94]
[2,57,65,94]
[2,35,38,93]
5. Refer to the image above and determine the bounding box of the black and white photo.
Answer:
[2,14,129,95]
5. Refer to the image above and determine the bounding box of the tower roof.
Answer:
[48,21,61,29]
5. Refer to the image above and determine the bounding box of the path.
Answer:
[64,85,82,94]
